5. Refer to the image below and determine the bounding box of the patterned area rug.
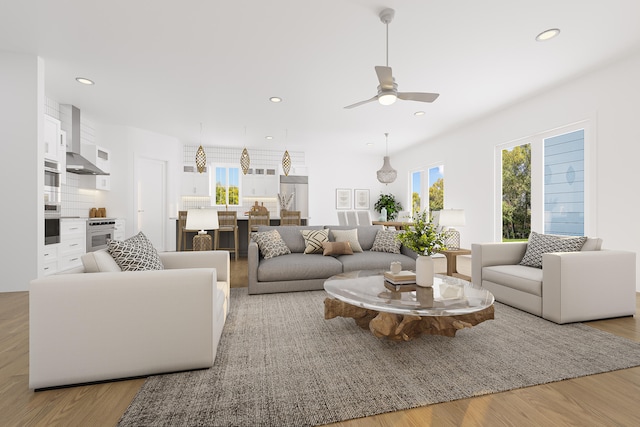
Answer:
[118,288,640,427]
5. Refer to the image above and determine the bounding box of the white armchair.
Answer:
[472,241,636,324]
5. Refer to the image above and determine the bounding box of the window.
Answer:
[496,122,592,241]
[410,165,444,217]
[215,166,240,206]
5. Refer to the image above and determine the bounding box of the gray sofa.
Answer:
[248,225,417,294]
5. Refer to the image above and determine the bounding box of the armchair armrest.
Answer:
[159,250,230,284]
[542,250,636,323]
[471,242,528,287]
[248,241,260,292]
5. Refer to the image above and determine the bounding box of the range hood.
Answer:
[64,105,109,175]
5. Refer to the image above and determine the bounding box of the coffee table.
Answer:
[324,270,494,341]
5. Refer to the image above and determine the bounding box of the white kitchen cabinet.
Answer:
[42,244,59,276]
[114,219,126,241]
[242,168,278,197]
[80,144,111,190]
[181,165,211,196]
[44,115,65,163]
[58,219,86,272]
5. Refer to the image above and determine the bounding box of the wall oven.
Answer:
[44,204,61,245]
[87,218,116,252]
[44,159,61,205]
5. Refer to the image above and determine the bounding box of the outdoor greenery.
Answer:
[429,178,444,211]
[216,184,239,205]
[374,193,403,220]
[412,192,420,215]
[502,144,531,240]
[397,210,447,256]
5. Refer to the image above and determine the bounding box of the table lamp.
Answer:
[437,209,466,250]
[185,209,219,251]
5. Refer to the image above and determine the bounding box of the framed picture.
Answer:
[336,188,352,209]
[354,189,370,210]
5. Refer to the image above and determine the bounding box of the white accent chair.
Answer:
[346,211,359,226]
[472,240,636,324]
[29,250,230,389]
[337,211,347,225]
[356,210,372,225]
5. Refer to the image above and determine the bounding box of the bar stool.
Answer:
[214,210,239,261]
[248,211,270,244]
[280,210,301,226]
[178,210,199,251]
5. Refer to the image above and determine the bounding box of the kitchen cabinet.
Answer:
[242,168,278,197]
[181,165,211,196]
[42,244,59,277]
[44,115,61,161]
[80,144,111,190]
[58,219,86,272]
[114,219,126,241]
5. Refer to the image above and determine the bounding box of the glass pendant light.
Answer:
[376,132,397,184]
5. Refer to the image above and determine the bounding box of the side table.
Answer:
[439,248,471,280]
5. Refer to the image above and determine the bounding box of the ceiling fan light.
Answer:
[378,93,397,106]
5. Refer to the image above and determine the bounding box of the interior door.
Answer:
[136,157,166,251]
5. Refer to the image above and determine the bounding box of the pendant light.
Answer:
[195,123,207,173]
[240,127,250,175]
[376,132,397,184]
[282,129,291,176]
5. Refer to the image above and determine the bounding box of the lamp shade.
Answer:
[185,209,219,233]
[436,209,466,227]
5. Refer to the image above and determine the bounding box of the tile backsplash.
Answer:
[61,173,98,218]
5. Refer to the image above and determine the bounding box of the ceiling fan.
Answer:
[344,8,440,109]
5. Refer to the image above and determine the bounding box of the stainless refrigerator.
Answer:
[279,175,309,218]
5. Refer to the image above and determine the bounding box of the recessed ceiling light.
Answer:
[366,142,374,146]
[265,136,273,140]
[414,111,425,116]
[269,97,282,103]
[75,77,95,85]
[536,28,560,42]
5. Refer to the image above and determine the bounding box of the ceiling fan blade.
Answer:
[344,95,378,109]
[374,66,394,89]
[397,92,440,103]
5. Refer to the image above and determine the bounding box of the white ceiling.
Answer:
[3,0,640,155]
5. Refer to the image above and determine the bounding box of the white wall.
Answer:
[304,151,401,225]
[393,48,640,291]
[0,52,43,292]
[95,124,182,251]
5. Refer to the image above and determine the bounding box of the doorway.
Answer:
[135,157,166,251]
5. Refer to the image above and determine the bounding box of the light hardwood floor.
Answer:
[1,259,639,426]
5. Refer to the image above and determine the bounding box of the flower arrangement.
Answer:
[397,210,447,256]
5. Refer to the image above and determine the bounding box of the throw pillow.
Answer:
[370,229,402,254]
[519,231,588,268]
[107,232,164,271]
[300,229,329,254]
[330,229,363,252]
[252,229,291,259]
[322,241,354,256]
[81,249,122,273]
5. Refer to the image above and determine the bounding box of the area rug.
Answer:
[118,288,640,427]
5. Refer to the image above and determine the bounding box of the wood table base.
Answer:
[324,298,494,341]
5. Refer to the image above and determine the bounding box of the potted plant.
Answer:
[374,193,403,221]
[397,210,447,287]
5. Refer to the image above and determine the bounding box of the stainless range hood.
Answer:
[63,105,109,175]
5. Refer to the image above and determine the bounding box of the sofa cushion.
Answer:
[483,264,543,296]
[327,225,383,251]
[370,229,401,254]
[581,237,603,251]
[252,229,291,259]
[107,232,164,271]
[330,229,364,252]
[301,229,329,254]
[257,253,343,282]
[322,241,353,256]
[81,249,122,273]
[257,225,324,253]
[338,251,416,272]
[519,232,588,268]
